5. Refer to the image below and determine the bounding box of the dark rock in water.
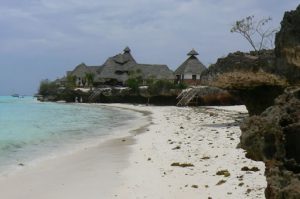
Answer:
[275,5,300,84]
[240,87,300,199]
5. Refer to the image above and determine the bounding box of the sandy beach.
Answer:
[0,104,267,199]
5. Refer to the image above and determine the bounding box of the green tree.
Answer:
[231,16,278,52]
[66,75,76,88]
[148,80,174,95]
[126,78,140,93]
[126,69,143,93]
[38,79,59,96]
[85,73,95,87]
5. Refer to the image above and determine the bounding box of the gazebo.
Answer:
[174,49,206,85]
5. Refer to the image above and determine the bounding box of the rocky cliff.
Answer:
[240,87,300,198]
[239,5,300,198]
[210,71,287,115]
[275,5,300,84]
[200,50,287,115]
[201,50,276,84]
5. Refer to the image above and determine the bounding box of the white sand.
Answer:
[111,104,267,199]
[0,104,267,199]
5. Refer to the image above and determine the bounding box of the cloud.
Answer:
[0,0,299,94]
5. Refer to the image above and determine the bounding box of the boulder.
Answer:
[240,87,300,198]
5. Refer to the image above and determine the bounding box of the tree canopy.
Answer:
[231,16,278,52]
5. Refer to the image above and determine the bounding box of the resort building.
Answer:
[67,63,99,87]
[64,47,174,87]
[96,47,174,85]
[174,49,206,85]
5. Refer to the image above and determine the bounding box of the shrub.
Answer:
[38,79,59,96]
[148,80,175,95]
[126,78,141,93]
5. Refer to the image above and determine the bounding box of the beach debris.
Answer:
[172,146,181,150]
[241,166,260,172]
[246,189,252,194]
[238,182,244,186]
[216,179,227,185]
[216,169,231,177]
[201,156,210,160]
[122,139,126,142]
[18,163,24,166]
[237,175,244,181]
[171,162,194,167]
[147,157,151,161]
[209,112,218,117]
[191,185,198,188]
[180,126,184,129]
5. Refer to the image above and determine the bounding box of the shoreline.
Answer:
[0,104,267,199]
[0,104,151,199]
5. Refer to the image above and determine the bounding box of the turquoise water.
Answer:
[0,96,139,171]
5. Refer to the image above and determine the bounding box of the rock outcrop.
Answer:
[238,5,300,199]
[240,87,300,198]
[201,5,300,115]
[275,5,300,84]
[200,50,287,115]
[209,71,287,115]
[201,50,276,84]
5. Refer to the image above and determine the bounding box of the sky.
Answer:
[0,0,299,95]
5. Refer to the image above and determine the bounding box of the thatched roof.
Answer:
[69,63,101,78]
[97,47,174,82]
[187,49,199,56]
[124,46,131,53]
[175,50,206,75]
[69,63,89,77]
[66,47,174,83]
[130,64,174,80]
[101,48,137,67]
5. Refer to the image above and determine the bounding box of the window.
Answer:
[176,75,180,81]
[192,75,197,80]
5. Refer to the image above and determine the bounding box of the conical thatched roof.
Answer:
[124,46,131,53]
[97,47,174,82]
[187,49,199,56]
[175,49,206,75]
[69,63,89,77]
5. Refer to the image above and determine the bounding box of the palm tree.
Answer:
[85,73,95,88]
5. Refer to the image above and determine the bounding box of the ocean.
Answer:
[0,96,141,172]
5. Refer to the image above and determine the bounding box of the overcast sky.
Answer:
[0,0,299,95]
